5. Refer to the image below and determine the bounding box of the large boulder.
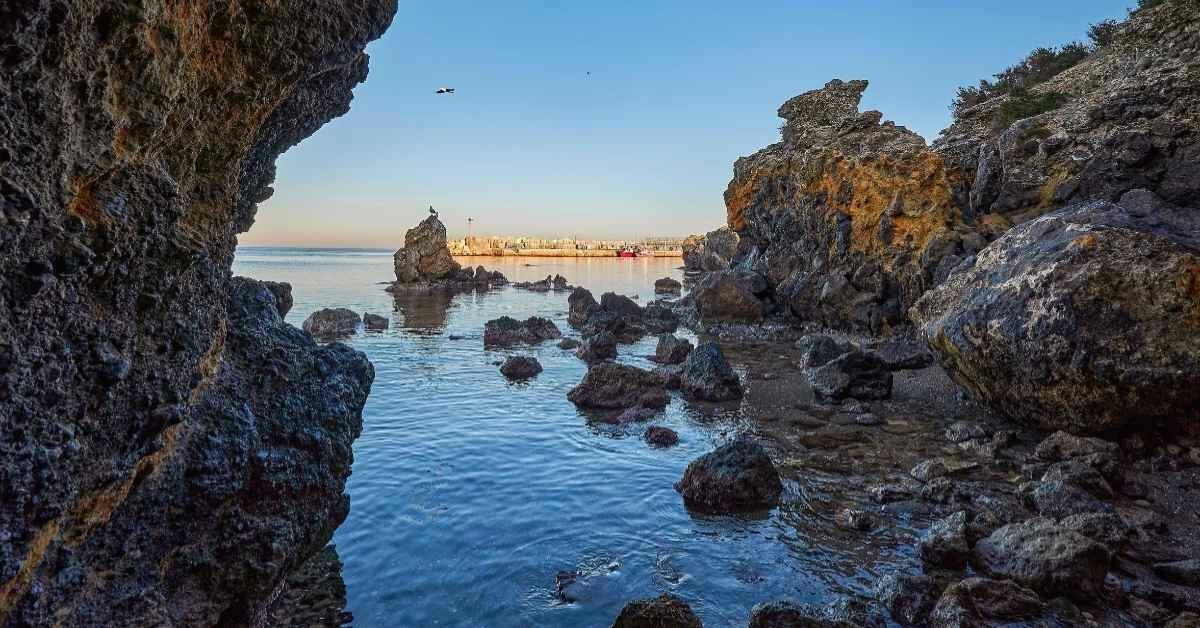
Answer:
[674,438,782,512]
[973,517,1110,601]
[611,593,702,628]
[578,331,617,363]
[928,578,1043,628]
[568,287,600,327]
[393,213,461,283]
[680,342,743,402]
[483,316,562,347]
[797,335,892,401]
[567,363,670,410]
[654,276,683,294]
[911,199,1200,433]
[693,269,768,322]
[570,288,680,342]
[653,334,694,365]
[302,308,361,339]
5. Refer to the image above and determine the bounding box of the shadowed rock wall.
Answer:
[0,1,394,624]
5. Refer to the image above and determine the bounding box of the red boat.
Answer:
[617,249,639,258]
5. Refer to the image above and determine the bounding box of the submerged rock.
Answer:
[363,313,389,330]
[611,593,702,628]
[680,342,743,402]
[483,316,562,347]
[973,517,1109,600]
[655,277,683,294]
[654,334,694,365]
[644,426,680,448]
[567,363,670,410]
[674,438,782,512]
[303,307,362,339]
[912,200,1200,433]
[500,356,543,380]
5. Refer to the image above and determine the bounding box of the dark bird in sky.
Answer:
[435,87,455,94]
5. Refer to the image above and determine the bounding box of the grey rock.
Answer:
[567,363,669,410]
[1155,559,1200,587]
[928,577,1043,627]
[973,517,1110,600]
[874,574,936,626]
[363,313,389,330]
[644,426,679,448]
[392,214,461,283]
[654,334,694,365]
[302,308,361,339]
[680,342,743,402]
[674,438,782,513]
[483,316,562,347]
[654,277,683,294]
[919,511,971,569]
[693,269,768,322]
[263,281,294,317]
[578,331,617,363]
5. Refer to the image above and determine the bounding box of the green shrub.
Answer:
[1088,19,1121,48]
[994,89,1069,128]
[951,43,1090,117]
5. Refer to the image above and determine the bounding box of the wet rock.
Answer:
[571,288,680,342]
[874,573,936,626]
[805,350,892,401]
[568,363,670,410]
[558,337,582,350]
[612,593,702,628]
[472,266,508,286]
[943,421,988,444]
[974,517,1110,600]
[393,214,461,283]
[1060,512,1128,546]
[869,483,917,504]
[514,274,571,291]
[1168,612,1200,628]
[680,342,743,402]
[674,438,782,513]
[263,281,294,317]
[1026,478,1111,519]
[568,287,600,327]
[655,277,683,294]
[303,308,361,339]
[602,406,660,424]
[928,577,1043,627]
[693,269,768,322]
[1155,559,1200,587]
[919,511,971,569]
[644,426,680,448]
[654,334,694,365]
[601,292,643,317]
[363,313,389,330]
[1034,431,1118,462]
[653,364,683,390]
[912,200,1200,434]
[555,570,579,603]
[500,356,543,380]
[483,316,562,347]
[749,598,885,628]
[834,508,874,531]
[578,331,618,363]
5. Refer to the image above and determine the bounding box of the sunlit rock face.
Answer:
[724,1,1199,334]
[0,1,394,624]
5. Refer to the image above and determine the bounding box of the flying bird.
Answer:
[435,87,455,94]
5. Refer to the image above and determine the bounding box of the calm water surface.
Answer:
[232,248,890,628]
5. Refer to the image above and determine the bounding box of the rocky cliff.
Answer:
[0,1,394,624]
[724,0,1199,334]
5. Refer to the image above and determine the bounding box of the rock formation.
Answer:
[0,0,393,623]
[723,1,1199,335]
[303,307,362,339]
[482,316,561,347]
[612,593,702,628]
[566,363,670,410]
[674,438,781,512]
[392,214,461,283]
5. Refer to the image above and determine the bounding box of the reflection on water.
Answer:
[232,249,919,628]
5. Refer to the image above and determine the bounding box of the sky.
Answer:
[241,0,1133,248]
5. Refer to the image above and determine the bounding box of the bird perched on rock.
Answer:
[428,205,438,217]
[435,86,455,94]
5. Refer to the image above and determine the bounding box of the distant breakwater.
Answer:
[452,248,683,258]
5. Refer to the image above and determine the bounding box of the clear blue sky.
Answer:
[243,0,1132,248]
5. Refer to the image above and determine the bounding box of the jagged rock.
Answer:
[693,269,768,322]
[569,288,680,342]
[944,421,988,444]
[798,335,892,401]
[644,426,679,448]
[864,337,934,370]
[1061,512,1129,546]
[483,316,562,347]
[674,438,782,512]
[578,331,617,363]
[393,214,461,283]
[874,574,936,626]
[749,598,886,628]
[919,511,971,569]
[912,200,1200,433]
[303,308,362,339]
[263,281,294,317]
[653,364,683,390]
[602,406,659,424]
[611,593,702,628]
[500,356,543,380]
[1155,559,1200,587]
[928,578,1043,627]
[363,313,389,330]
[655,277,683,294]
[558,337,582,350]
[473,265,508,286]
[567,363,670,410]
[835,508,874,532]
[654,334,694,365]
[974,517,1110,600]
[680,342,743,402]
[568,287,600,327]
[1034,431,1118,462]
[515,274,571,291]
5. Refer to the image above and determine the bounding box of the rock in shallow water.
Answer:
[483,316,562,347]
[611,593,702,628]
[303,307,361,339]
[973,517,1110,601]
[680,342,743,402]
[749,598,885,628]
[928,577,1043,627]
[911,199,1200,434]
[363,312,389,330]
[674,438,782,512]
[578,331,618,363]
[500,356,543,380]
[654,334,694,365]
[567,363,670,410]
[655,277,683,294]
[392,213,461,283]
[874,573,936,626]
[644,426,680,448]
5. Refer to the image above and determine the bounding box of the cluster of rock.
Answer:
[796,334,932,401]
[388,214,508,290]
[513,274,571,291]
[568,288,681,343]
[682,227,740,274]
[0,0,393,621]
[482,316,561,348]
[300,307,390,339]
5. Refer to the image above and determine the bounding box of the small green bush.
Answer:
[994,89,1069,128]
[951,43,1090,117]
[1088,19,1121,48]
